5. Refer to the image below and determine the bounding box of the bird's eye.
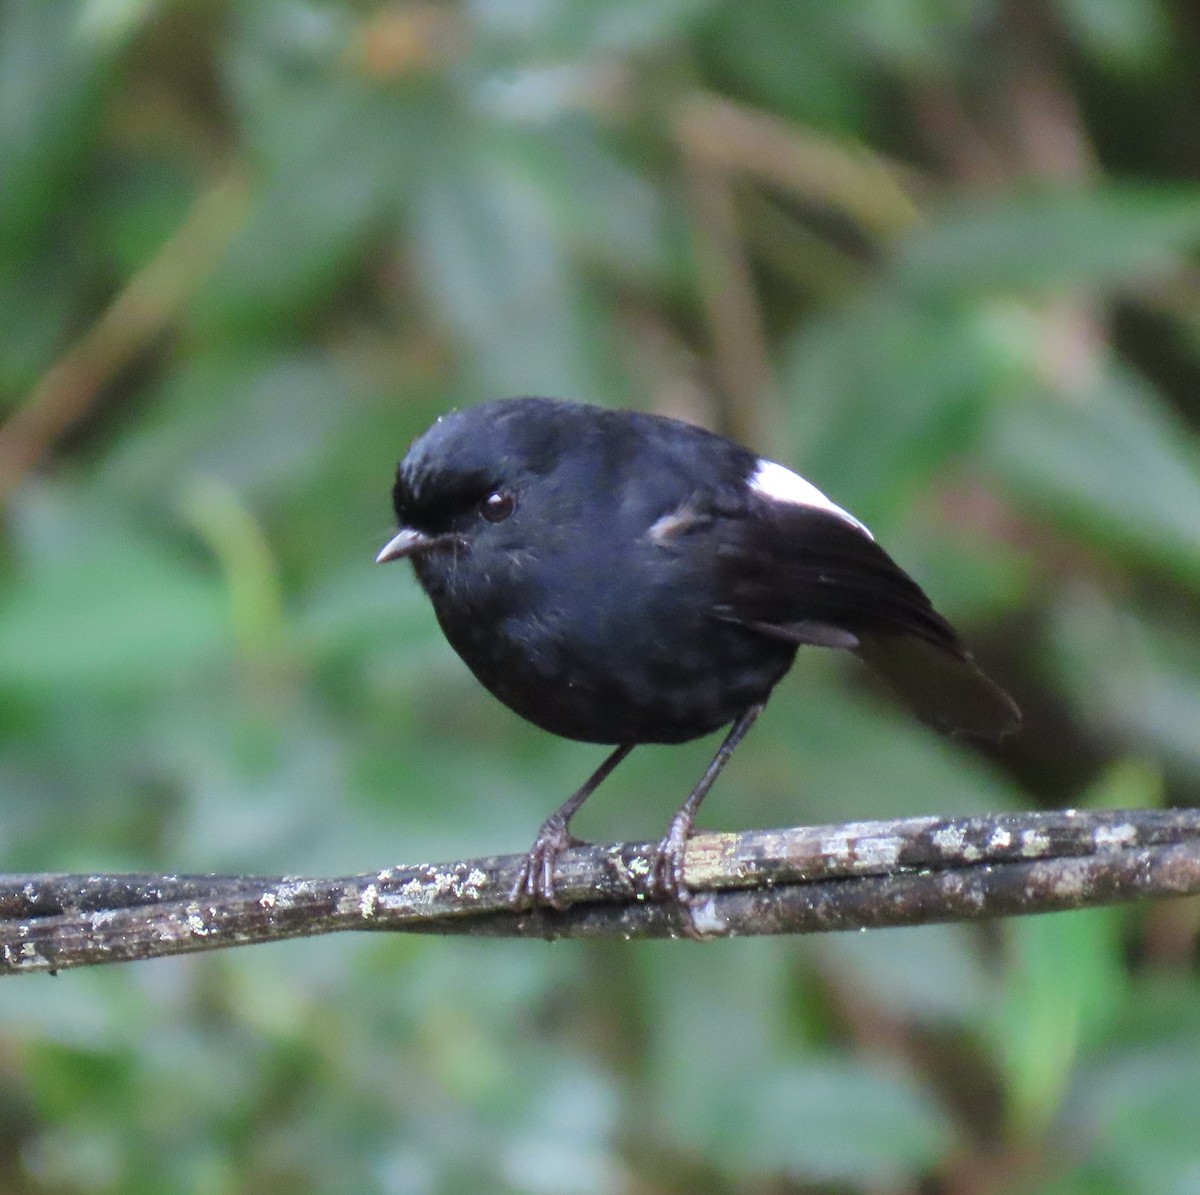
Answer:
[481,490,516,523]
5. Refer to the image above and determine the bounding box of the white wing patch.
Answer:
[749,459,874,539]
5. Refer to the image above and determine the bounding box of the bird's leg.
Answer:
[513,743,634,909]
[651,703,766,903]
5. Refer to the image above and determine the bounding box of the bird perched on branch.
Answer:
[379,398,1019,908]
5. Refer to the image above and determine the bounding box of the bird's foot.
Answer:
[649,817,711,940]
[649,813,693,904]
[511,814,583,910]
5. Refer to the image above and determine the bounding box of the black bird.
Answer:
[378,397,1019,906]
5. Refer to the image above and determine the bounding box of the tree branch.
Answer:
[3,809,1198,975]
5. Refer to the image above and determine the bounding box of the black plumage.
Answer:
[379,397,1019,906]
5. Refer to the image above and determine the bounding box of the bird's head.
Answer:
[376,398,583,571]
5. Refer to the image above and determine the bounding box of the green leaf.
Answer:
[820,923,990,1023]
[851,0,982,70]
[0,243,82,398]
[752,671,1021,825]
[0,2,111,244]
[0,492,230,694]
[884,525,1034,624]
[990,906,1126,1135]
[1050,587,1200,774]
[986,763,1142,1135]
[985,363,1200,588]
[98,348,355,502]
[780,292,1022,524]
[645,939,952,1181]
[0,2,117,396]
[411,151,608,397]
[1054,0,1170,72]
[476,0,712,60]
[190,91,405,336]
[734,1061,954,1185]
[1065,1044,1200,1194]
[896,186,1200,296]
[516,125,677,285]
[699,2,874,128]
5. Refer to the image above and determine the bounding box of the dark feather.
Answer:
[855,633,1020,740]
[714,502,1019,739]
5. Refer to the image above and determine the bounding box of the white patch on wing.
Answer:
[648,504,697,543]
[748,459,873,539]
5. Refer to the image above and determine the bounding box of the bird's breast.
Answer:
[421,543,794,745]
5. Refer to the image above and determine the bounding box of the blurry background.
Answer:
[2,0,1200,1191]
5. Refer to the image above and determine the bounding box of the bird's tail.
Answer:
[855,633,1020,741]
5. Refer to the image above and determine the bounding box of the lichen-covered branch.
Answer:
[2,809,1198,975]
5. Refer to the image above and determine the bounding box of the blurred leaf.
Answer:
[0,242,83,398]
[1032,1167,1141,1195]
[164,697,363,872]
[1107,971,1200,1056]
[475,0,712,61]
[98,348,355,503]
[781,292,1025,523]
[77,0,162,48]
[411,150,609,397]
[92,157,196,276]
[1050,586,1200,774]
[820,923,990,1023]
[228,0,348,79]
[1054,0,1171,72]
[0,1,118,397]
[986,767,1141,1136]
[499,1062,625,1195]
[645,938,951,1185]
[182,478,284,658]
[0,544,229,696]
[642,940,794,1145]
[986,363,1200,588]
[990,908,1124,1136]
[0,488,230,694]
[191,91,408,336]
[0,1,111,244]
[698,1,873,128]
[850,0,982,70]
[751,668,1021,826]
[896,186,1200,296]
[732,1060,954,1186]
[1062,1044,1200,1195]
[885,520,1034,624]
[517,124,678,285]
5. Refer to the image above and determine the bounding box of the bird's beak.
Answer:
[376,527,438,564]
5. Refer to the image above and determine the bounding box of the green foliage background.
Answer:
[3,1,1200,1191]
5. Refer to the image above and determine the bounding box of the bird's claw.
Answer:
[649,818,710,940]
[511,815,582,910]
[649,817,691,904]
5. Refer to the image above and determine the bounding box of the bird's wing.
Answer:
[712,503,956,647]
[712,503,1019,739]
